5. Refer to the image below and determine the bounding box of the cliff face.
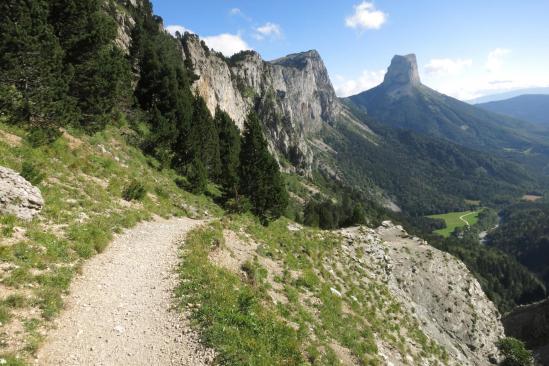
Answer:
[339,222,504,365]
[181,34,341,174]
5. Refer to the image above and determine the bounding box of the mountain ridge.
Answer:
[346,54,549,166]
[478,94,549,126]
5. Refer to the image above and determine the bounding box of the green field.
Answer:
[428,210,481,237]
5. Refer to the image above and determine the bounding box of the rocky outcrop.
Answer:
[381,54,421,98]
[0,166,44,220]
[339,222,504,365]
[503,299,549,364]
[384,54,421,87]
[181,34,342,174]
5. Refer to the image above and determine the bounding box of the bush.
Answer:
[497,337,534,366]
[122,180,146,201]
[20,162,44,185]
[25,127,62,147]
[224,197,252,214]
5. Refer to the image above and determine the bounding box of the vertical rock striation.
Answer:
[181,34,342,175]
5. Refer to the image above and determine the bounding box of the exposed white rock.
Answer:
[0,166,44,220]
[181,34,342,175]
[339,224,504,365]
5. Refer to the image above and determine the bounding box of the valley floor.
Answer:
[35,217,213,366]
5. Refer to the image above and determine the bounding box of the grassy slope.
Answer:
[428,210,481,237]
[0,123,221,364]
[178,215,449,365]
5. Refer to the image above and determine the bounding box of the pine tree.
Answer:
[174,96,221,179]
[0,0,71,127]
[48,0,130,130]
[351,203,367,225]
[131,11,193,165]
[239,112,288,223]
[215,108,241,198]
[187,158,208,195]
[142,107,177,167]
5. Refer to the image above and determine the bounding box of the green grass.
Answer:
[178,215,449,365]
[177,221,304,365]
[428,210,482,237]
[0,122,222,362]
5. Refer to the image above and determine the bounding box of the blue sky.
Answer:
[154,0,549,100]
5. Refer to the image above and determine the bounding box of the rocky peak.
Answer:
[180,34,342,175]
[270,49,322,69]
[384,54,421,87]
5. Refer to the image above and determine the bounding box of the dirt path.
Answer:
[459,212,475,226]
[36,216,213,366]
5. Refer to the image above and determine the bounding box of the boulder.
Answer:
[0,166,44,220]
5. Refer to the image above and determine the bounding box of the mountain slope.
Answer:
[347,55,549,160]
[323,110,537,214]
[468,87,549,104]
[478,94,549,126]
[180,41,539,214]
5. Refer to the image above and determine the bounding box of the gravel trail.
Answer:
[36,216,213,366]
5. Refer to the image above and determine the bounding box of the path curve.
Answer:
[459,212,475,226]
[36,216,213,366]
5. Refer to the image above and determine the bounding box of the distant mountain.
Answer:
[183,44,540,214]
[346,54,549,160]
[477,94,549,126]
[469,87,549,104]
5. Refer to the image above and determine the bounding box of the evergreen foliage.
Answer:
[131,9,193,164]
[176,96,221,179]
[187,158,208,195]
[497,337,534,366]
[0,0,71,127]
[239,112,288,223]
[215,108,241,198]
[488,202,549,289]
[426,231,546,312]
[302,193,379,229]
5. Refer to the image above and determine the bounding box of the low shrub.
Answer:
[497,337,534,366]
[122,180,146,201]
[20,162,44,185]
[25,127,62,147]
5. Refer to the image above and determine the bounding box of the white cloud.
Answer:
[424,58,472,75]
[254,22,282,40]
[229,7,252,21]
[202,33,251,57]
[333,69,385,97]
[345,2,387,31]
[165,25,193,37]
[424,70,549,101]
[485,48,511,73]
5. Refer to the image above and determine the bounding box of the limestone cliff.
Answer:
[181,34,342,174]
[339,222,504,365]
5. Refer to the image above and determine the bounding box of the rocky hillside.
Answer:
[181,34,342,175]
[341,222,504,364]
[179,216,504,365]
